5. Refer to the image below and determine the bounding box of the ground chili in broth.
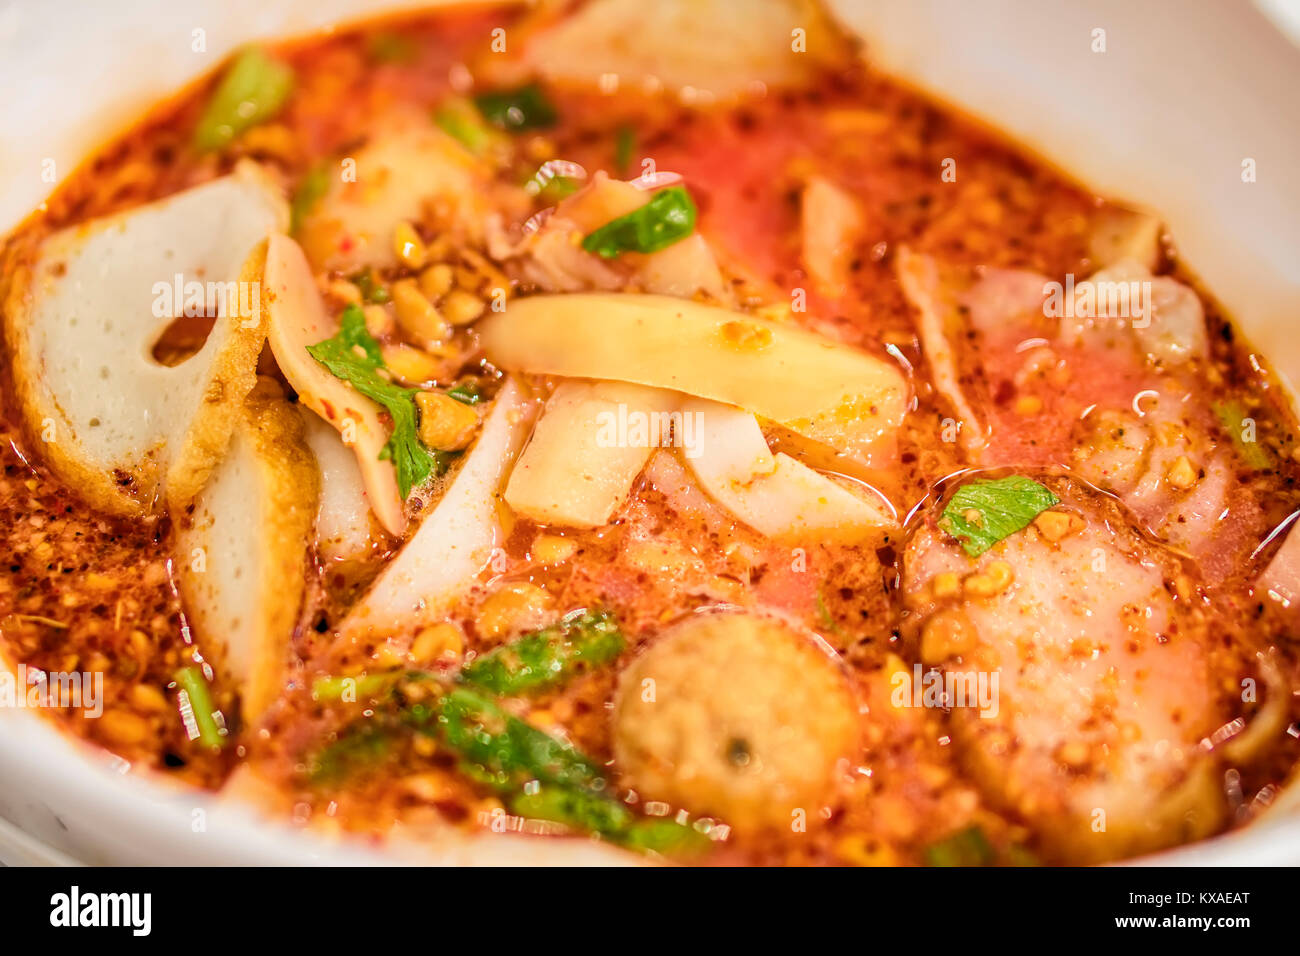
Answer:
[2,3,1298,865]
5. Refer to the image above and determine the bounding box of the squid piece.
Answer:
[682,397,896,542]
[337,378,537,640]
[478,293,908,468]
[174,379,319,722]
[903,479,1222,862]
[505,380,680,528]
[3,163,287,515]
[895,246,987,451]
[800,175,864,297]
[263,232,406,536]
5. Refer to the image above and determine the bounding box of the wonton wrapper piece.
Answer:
[175,379,319,723]
[479,293,907,467]
[338,378,537,640]
[505,380,679,528]
[683,397,895,541]
[296,120,493,273]
[263,233,405,536]
[801,176,864,297]
[514,0,854,97]
[3,166,287,515]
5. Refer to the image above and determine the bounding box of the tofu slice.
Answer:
[174,379,319,722]
[3,164,287,515]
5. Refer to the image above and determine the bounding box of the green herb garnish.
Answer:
[614,125,636,177]
[435,99,493,155]
[940,475,1059,558]
[350,269,390,304]
[459,609,624,696]
[310,723,392,782]
[429,687,606,792]
[474,83,557,131]
[924,825,996,867]
[581,186,698,259]
[289,163,329,234]
[311,672,399,703]
[194,46,294,152]
[306,304,448,497]
[1212,399,1272,471]
[446,383,483,405]
[368,32,417,64]
[175,665,225,748]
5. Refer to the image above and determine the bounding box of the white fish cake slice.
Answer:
[3,164,288,515]
[174,379,319,723]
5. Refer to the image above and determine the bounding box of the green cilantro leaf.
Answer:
[940,476,1059,557]
[474,83,558,131]
[581,186,698,259]
[305,304,448,498]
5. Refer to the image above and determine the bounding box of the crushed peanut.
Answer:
[393,221,427,270]
[931,571,962,600]
[964,561,1014,598]
[442,288,486,325]
[382,344,442,384]
[1033,510,1085,543]
[419,262,455,300]
[392,279,451,345]
[920,608,978,663]
[416,391,480,450]
[1166,455,1198,490]
[1013,394,1043,416]
[532,534,578,565]
[411,621,465,665]
[476,582,556,641]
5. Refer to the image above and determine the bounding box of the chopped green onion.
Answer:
[474,83,557,131]
[289,164,329,234]
[446,383,483,405]
[194,47,294,152]
[615,125,636,177]
[368,32,417,64]
[174,666,225,748]
[581,186,698,259]
[924,825,995,867]
[1212,399,1272,471]
[350,269,390,304]
[428,687,607,792]
[940,475,1060,558]
[458,609,624,696]
[435,100,493,155]
[309,723,391,782]
[311,673,398,702]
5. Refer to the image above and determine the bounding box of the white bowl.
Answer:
[2,0,1298,865]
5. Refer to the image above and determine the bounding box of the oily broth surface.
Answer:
[0,6,1298,864]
